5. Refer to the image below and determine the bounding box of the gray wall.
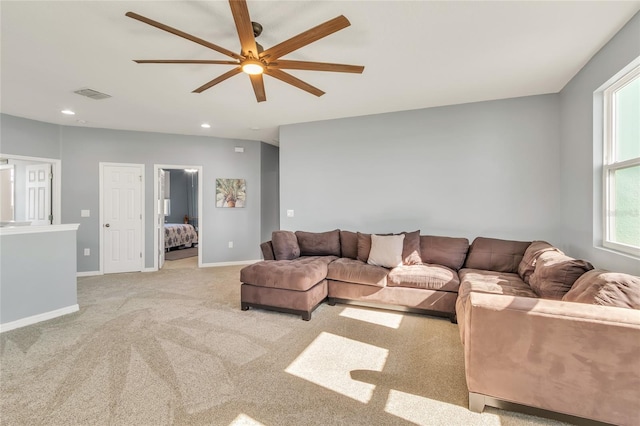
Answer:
[559,11,640,275]
[0,115,267,272]
[280,94,562,244]
[0,229,77,324]
[0,114,61,159]
[260,142,280,244]
[59,126,262,271]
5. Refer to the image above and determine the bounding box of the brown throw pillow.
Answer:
[271,230,300,260]
[295,229,341,257]
[529,251,594,300]
[517,241,564,283]
[401,230,422,265]
[340,230,358,259]
[357,232,372,263]
[563,269,640,309]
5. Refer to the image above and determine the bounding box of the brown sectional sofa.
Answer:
[239,229,640,425]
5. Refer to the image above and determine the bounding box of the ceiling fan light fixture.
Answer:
[242,60,264,75]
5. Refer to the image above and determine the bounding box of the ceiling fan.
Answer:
[126,0,364,102]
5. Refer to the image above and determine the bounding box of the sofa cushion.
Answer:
[295,229,341,257]
[340,230,358,259]
[388,264,460,292]
[368,234,405,268]
[464,237,531,273]
[420,235,469,271]
[402,230,422,265]
[517,241,563,283]
[240,256,336,291]
[357,232,372,263]
[272,230,300,260]
[458,268,539,302]
[260,241,275,260]
[529,251,594,300]
[563,269,640,309]
[327,258,389,287]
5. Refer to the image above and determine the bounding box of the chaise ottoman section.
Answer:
[240,256,337,320]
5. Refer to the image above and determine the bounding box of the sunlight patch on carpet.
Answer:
[285,332,388,403]
[339,307,403,329]
[229,413,265,425]
[384,389,502,425]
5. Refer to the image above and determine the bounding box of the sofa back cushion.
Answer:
[529,251,594,300]
[272,230,300,260]
[340,230,358,259]
[357,231,421,265]
[517,241,563,283]
[260,241,275,260]
[563,269,640,309]
[420,235,469,271]
[464,237,531,273]
[295,229,341,257]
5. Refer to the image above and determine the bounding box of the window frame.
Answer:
[602,64,640,258]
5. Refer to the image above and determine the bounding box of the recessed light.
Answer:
[61,109,75,115]
[201,123,211,129]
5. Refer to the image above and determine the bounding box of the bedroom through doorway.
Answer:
[154,164,202,270]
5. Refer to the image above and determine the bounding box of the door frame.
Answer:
[153,164,203,270]
[0,153,61,225]
[99,162,145,274]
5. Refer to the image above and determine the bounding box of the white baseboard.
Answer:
[77,270,101,277]
[200,259,262,268]
[0,304,80,333]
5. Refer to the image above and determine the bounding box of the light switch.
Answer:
[287,209,294,217]
[81,209,90,217]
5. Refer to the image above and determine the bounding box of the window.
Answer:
[603,65,640,257]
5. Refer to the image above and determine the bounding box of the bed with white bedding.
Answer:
[164,223,198,250]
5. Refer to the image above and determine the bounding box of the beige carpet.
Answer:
[0,263,570,426]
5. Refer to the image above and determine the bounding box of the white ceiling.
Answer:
[1,1,639,145]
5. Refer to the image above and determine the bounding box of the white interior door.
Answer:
[25,163,51,225]
[102,164,143,274]
[158,168,166,269]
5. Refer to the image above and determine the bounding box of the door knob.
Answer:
[104,223,110,228]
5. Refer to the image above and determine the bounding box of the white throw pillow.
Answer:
[367,234,405,268]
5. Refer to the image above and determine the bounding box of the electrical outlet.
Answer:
[287,209,294,217]
[84,248,90,256]
[228,241,234,249]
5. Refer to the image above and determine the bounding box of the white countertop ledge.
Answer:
[0,224,80,235]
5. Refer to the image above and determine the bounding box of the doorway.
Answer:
[154,164,202,270]
[0,154,61,225]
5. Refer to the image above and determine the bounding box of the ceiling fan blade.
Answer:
[249,74,267,102]
[126,12,242,61]
[228,0,259,58]
[265,69,325,97]
[192,67,242,93]
[134,60,239,65]
[260,15,350,61]
[268,60,364,74]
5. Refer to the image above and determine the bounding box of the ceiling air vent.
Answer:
[73,88,111,100]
